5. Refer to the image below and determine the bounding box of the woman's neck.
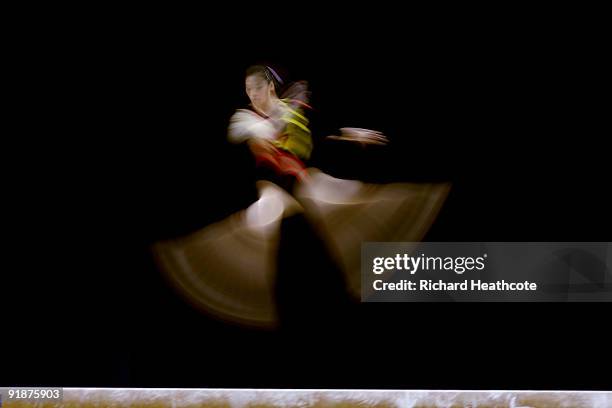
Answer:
[256,97,280,117]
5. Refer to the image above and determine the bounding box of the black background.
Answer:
[4,16,610,390]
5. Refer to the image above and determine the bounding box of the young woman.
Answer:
[228,65,386,186]
[153,65,450,328]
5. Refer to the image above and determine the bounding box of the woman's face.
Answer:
[245,74,274,111]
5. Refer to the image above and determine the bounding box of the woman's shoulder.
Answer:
[279,98,312,111]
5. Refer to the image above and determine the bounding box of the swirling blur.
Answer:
[153,181,303,328]
[153,170,449,327]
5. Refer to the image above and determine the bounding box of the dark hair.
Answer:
[245,65,284,93]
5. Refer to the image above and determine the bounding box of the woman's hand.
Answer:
[326,128,389,146]
[282,81,311,105]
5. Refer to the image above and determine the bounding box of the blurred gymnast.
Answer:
[153,64,450,328]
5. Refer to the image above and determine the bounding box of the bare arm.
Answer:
[326,128,389,146]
